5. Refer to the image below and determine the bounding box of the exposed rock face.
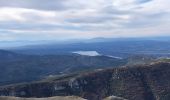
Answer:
[0,62,170,100]
[103,96,127,100]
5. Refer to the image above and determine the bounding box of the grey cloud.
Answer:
[0,21,91,32]
[123,12,169,28]
[0,0,169,41]
[101,5,133,15]
[136,0,152,4]
[66,9,130,24]
[0,0,68,10]
[66,15,115,24]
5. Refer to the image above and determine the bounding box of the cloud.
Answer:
[0,0,169,41]
[137,0,152,3]
[0,0,68,10]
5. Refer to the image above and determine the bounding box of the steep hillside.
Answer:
[0,62,169,100]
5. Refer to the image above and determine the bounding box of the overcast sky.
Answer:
[0,0,170,41]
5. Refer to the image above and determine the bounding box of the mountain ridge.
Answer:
[0,62,169,100]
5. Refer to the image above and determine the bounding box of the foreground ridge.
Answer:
[0,96,128,100]
[0,62,170,100]
[0,96,87,100]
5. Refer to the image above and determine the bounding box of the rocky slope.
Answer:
[0,96,86,100]
[0,62,170,100]
[0,96,127,100]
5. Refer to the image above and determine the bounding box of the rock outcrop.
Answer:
[0,62,170,100]
[103,96,127,100]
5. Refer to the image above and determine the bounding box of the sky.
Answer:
[0,0,170,41]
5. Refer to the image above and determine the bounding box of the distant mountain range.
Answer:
[6,37,170,57]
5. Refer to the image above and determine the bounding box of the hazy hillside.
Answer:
[0,50,127,86]
[0,50,25,62]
